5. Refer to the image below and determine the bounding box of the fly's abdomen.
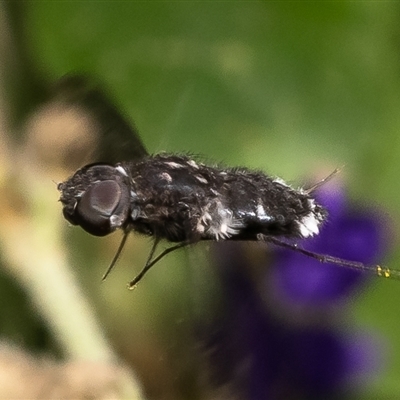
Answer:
[219,171,327,240]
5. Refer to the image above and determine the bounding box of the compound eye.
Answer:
[76,180,122,236]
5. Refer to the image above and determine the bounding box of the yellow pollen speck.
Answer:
[377,265,391,278]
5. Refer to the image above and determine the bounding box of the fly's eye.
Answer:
[75,180,125,236]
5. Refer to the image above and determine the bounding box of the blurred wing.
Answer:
[51,74,148,165]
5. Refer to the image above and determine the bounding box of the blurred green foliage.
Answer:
[2,2,400,398]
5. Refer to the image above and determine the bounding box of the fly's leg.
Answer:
[128,241,190,289]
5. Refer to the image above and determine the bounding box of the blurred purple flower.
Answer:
[269,182,389,307]
[201,181,387,399]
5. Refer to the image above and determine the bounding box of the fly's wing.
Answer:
[51,74,148,165]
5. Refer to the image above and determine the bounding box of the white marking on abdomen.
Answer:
[197,202,244,240]
[273,177,290,187]
[297,212,321,238]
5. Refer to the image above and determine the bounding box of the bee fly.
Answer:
[56,75,398,288]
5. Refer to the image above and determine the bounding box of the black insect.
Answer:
[57,75,397,288]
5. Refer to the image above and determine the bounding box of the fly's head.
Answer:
[58,164,133,236]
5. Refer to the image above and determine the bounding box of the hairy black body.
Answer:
[59,154,326,244]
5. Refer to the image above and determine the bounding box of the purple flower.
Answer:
[269,182,389,307]
[200,181,387,399]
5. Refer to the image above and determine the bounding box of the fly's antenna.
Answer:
[304,166,343,194]
[102,231,130,281]
[266,236,400,280]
